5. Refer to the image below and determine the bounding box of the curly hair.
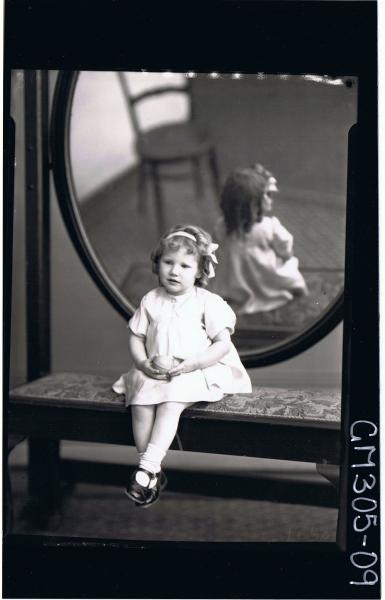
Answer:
[220,164,275,235]
[151,224,215,288]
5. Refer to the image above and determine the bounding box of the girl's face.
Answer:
[159,247,200,295]
[261,177,278,213]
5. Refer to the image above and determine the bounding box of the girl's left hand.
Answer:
[168,358,198,377]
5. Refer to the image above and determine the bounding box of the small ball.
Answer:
[151,355,176,372]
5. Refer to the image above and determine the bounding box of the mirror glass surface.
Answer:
[68,71,357,357]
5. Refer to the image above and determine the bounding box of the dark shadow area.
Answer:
[9,464,337,542]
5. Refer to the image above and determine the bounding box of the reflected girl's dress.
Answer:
[212,216,308,315]
[112,286,251,406]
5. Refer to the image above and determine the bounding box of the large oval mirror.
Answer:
[51,70,357,366]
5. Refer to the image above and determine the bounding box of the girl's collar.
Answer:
[161,286,197,303]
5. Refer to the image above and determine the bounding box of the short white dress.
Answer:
[212,217,308,315]
[112,286,252,406]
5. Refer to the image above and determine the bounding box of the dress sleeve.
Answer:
[127,295,150,338]
[204,292,236,339]
[271,216,294,259]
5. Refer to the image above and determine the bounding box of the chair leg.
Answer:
[316,463,340,489]
[208,148,220,200]
[192,157,204,200]
[6,468,15,534]
[19,439,63,530]
[316,463,342,545]
[150,162,165,235]
[6,434,26,534]
[137,160,147,214]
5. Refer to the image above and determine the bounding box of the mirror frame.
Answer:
[50,70,345,368]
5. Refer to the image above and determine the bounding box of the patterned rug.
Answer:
[10,473,337,543]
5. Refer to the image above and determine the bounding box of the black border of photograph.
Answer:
[3,1,379,598]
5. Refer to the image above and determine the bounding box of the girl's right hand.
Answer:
[139,359,169,380]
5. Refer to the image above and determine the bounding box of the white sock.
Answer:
[136,443,166,488]
[135,451,149,487]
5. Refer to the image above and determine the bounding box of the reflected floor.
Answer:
[80,167,345,291]
[122,262,343,331]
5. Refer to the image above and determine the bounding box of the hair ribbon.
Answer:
[166,231,197,242]
[205,242,219,278]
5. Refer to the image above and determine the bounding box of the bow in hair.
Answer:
[205,243,219,278]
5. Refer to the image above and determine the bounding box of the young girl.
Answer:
[212,164,308,315]
[112,224,251,508]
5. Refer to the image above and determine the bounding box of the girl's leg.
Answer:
[136,402,194,487]
[131,404,156,453]
[150,401,195,452]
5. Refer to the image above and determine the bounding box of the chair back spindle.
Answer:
[116,72,192,134]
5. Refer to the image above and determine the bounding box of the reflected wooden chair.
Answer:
[116,72,220,234]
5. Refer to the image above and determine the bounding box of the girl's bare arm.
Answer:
[129,332,168,380]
